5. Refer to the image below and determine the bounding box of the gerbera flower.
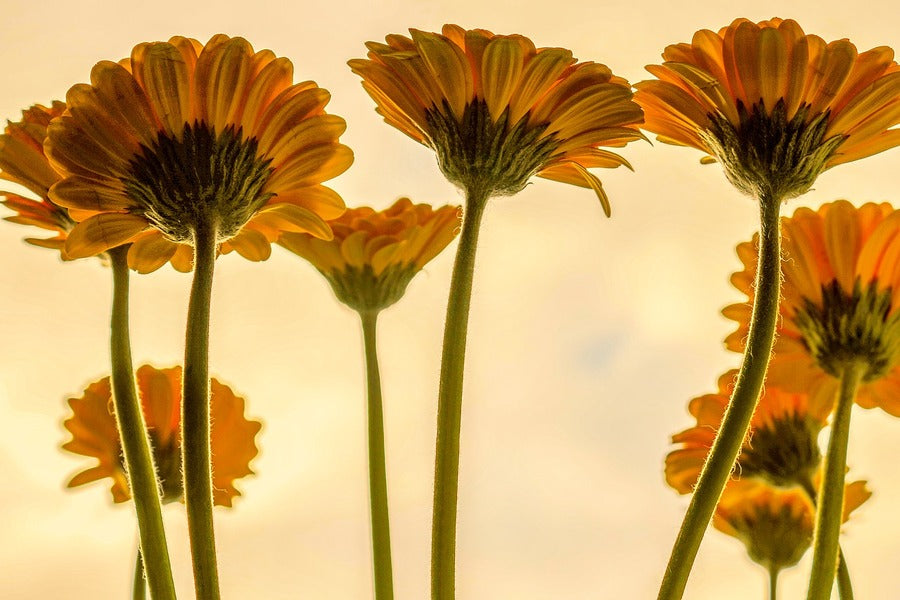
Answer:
[666,370,832,492]
[44,34,351,270]
[640,21,900,598]
[349,25,644,213]
[713,479,870,579]
[63,364,261,507]
[0,102,75,258]
[280,197,460,312]
[723,199,900,598]
[636,18,900,200]
[282,197,458,597]
[724,200,900,416]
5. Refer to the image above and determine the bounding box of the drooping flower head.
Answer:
[63,365,261,506]
[636,18,900,200]
[713,479,870,574]
[349,25,644,213]
[724,201,900,415]
[45,35,351,272]
[666,371,832,492]
[0,102,76,258]
[280,197,460,312]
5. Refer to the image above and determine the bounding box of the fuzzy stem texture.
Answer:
[807,362,862,600]
[133,547,147,600]
[182,219,220,600]
[361,310,395,599]
[109,247,176,600]
[431,189,489,600]
[657,193,783,600]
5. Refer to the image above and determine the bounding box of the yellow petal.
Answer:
[65,213,149,258]
[127,231,178,274]
[481,37,525,122]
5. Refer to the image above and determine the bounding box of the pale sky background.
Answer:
[1,0,899,598]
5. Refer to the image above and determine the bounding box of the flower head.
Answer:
[713,479,870,573]
[666,370,832,492]
[63,365,261,507]
[349,25,644,213]
[636,18,900,199]
[45,35,351,272]
[0,102,77,258]
[725,201,900,415]
[281,197,460,312]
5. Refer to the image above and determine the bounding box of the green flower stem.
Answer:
[769,567,779,600]
[836,549,854,600]
[360,309,395,600]
[799,478,854,599]
[133,547,147,600]
[657,192,783,600]
[183,219,221,600]
[431,189,489,600]
[109,247,176,600]
[807,362,863,600]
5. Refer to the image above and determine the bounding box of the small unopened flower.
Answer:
[636,18,900,200]
[45,35,351,271]
[666,371,831,491]
[63,365,261,507]
[725,201,900,415]
[280,198,460,312]
[714,479,870,573]
[349,25,644,212]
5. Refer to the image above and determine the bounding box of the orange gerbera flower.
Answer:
[666,370,832,493]
[280,198,459,311]
[713,479,870,573]
[0,102,76,258]
[63,365,261,507]
[724,201,900,416]
[636,18,900,199]
[45,35,351,272]
[349,25,644,213]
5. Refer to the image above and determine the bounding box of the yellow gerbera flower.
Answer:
[280,197,460,311]
[0,102,77,258]
[636,18,900,199]
[713,479,870,574]
[666,371,832,493]
[724,200,900,416]
[63,365,261,507]
[44,34,351,271]
[349,25,644,213]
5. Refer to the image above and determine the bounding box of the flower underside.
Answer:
[795,280,900,381]
[730,502,812,571]
[325,264,418,312]
[739,414,821,487]
[425,99,560,198]
[124,122,274,242]
[700,100,845,200]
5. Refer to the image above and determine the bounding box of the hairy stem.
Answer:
[807,362,862,600]
[182,220,220,600]
[109,247,176,600]
[431,189,489,600]
[361,310,394,599]
[657,193,782,600]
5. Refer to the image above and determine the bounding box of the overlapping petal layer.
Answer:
[637,18,900,167]
[0,102,79,259]
[665,370,832,493]
[724,201,900,415]
[281,197,460,311]
[45,35,352,271]
[350,25,644,210]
